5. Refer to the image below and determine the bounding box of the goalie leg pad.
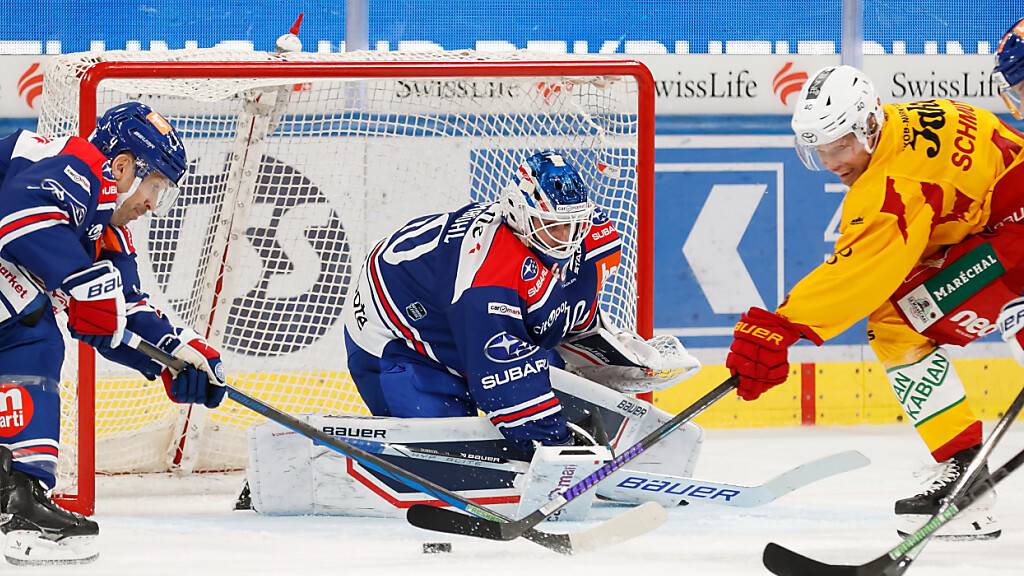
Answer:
[515,444,611,522]
[246,414,524,518]
[550,368,704,499]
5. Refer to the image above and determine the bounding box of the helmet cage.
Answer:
[501,153,595,260]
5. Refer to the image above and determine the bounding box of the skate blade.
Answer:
[897,529,1002,542]
[896,513,1001,541]
[4,531,98,565]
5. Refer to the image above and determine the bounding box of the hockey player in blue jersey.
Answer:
[344,151,621,450]
[243,151,702,518]
[342,151,698,451]
[0,102,226,564]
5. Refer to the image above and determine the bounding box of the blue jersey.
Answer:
[0,130,175,379]
[343,202,622,445]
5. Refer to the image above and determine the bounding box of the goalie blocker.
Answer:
[243,368,703,518]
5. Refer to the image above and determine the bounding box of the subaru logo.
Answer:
[801,132,818,144]
[484,331,539,363]
[521,257,539,281]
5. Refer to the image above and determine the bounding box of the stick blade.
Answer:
[406,505,505,540]
[761,450,871,499]
[763,542,887,576]
[568,501,667,553]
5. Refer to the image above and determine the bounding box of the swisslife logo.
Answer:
[17,63,44,109]
[641,55,826,114]
[772,62,808,106]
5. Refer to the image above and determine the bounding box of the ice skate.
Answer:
[0,447,99,565]
[895,446,1000,541]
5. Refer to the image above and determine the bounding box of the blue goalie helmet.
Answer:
[500,151,595,260]
[995,18,1024,119]
[90,102,187,212]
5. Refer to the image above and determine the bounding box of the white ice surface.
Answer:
[27,424,1024,575]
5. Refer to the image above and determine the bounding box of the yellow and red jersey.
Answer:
[778,100,1024,342]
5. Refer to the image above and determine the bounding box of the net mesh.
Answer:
[36,48,644,499]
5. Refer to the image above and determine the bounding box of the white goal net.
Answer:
[36,48,653,513]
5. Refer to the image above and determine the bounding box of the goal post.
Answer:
[38,50,655,516]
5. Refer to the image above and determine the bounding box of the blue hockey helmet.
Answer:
[995,18,1024,119]
[500,151,594,260]
[90,102,187,213]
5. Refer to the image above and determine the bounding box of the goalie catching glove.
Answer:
[557,311,700,393]
[158,327,227,408]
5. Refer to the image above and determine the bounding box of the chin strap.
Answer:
[115,176,143,210]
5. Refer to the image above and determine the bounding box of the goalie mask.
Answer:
[995,18,1024,120]
[790,66,884,172]
[90,102,187,215]
[500,151,595,261]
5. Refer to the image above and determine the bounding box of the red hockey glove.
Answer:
[726,307,808,401]
[62,261,126,349]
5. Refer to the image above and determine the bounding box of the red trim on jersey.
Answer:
[471,226,554,308]
[118,225,136,252]
[367,242,428,356]
[0,211,68,239]
[345,458,520,508]
[583,220,619,253]
[59,136,117,203]
[489,396,561,426]
[11,445,59,458]
[100,226,135,255]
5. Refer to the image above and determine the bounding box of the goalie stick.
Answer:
[407,376,738,542]
[349,439,868,508]
[601,449,869,508]
[763,382,1024,576]
[122,330,665,555]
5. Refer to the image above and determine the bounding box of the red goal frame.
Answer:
[54,60,656,516]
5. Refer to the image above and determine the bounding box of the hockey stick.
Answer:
[345,438,530,473]
[602,449,870,508]
[122,330,665,555]
[763,382,1024,576]
[407,376,737,541]
[350,439,868,507]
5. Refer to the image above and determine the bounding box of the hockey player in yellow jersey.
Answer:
[725,64,1024,540]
